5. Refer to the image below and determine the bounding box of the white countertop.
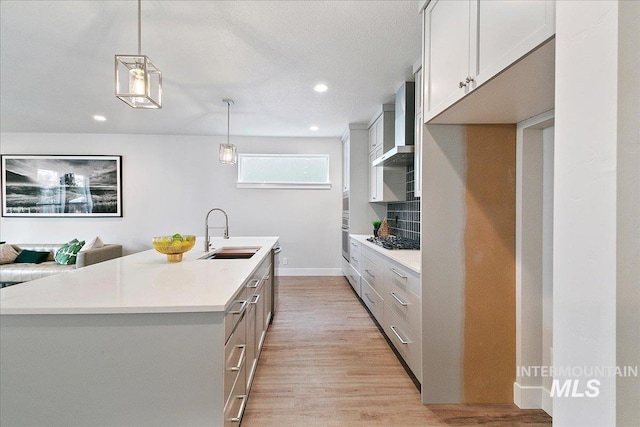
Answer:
[350,234,421,273]
[0,237,279,315]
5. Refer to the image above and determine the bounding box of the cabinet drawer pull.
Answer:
[246,278,261,289]
[459,81,467,88]
[230,345,246,372]
[229,395,248,423]
[390,268,407,279]
[466,76,475,83]
[364,293,375,304]
[229,300,248,316]
[249,294,260,305]
[390,292,408,306]
[351,256,358,262]
[365,269,375,278]
[390,325,409,345]
[351,242,358,247]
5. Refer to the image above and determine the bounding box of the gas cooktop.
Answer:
[366,236,420,250]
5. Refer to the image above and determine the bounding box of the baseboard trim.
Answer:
[513,382,542,408]
[541,386,552,416]
[276,268,343,276]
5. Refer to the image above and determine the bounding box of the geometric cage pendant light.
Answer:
[115,0,162,109]
[219,99,237,165]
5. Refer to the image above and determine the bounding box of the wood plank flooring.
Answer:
[242,277,552,427]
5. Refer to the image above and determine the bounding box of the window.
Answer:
[237,154,331,189]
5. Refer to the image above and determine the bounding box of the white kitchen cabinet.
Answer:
[362,278,385,324]
[367,106,406,203]
[414,63,423,199]
[353,238,422,382]
[422,0,555,122]
[368,105,395,154]
[341,124,387,236]
[382,258,422,380]
[342,135,350,192]
[369,148,382,202]
[348,238,362,297]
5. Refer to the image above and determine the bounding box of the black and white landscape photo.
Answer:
[1,155,122,217]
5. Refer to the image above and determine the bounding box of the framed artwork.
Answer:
[1,155,122,217]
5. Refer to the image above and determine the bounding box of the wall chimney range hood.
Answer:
[373,81,415,167]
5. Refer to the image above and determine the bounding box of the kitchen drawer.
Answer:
[244,276,262,298]
[349,239,362,272]
[361,278,384,324]
[383,302,422,381]
[385,260,420,298]
[361,247,385,295]
[385,284,421,335]
[223,363,248,427]
[347,263,361,298]
[225,296,248,344]
[224,312,246,403]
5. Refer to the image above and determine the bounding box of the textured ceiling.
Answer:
[0,1,422,137]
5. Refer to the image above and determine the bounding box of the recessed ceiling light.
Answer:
[310,126,319,131]
[93,115,107,122]
[313,84,328,93]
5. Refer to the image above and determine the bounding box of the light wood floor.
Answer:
[242,277,552,427]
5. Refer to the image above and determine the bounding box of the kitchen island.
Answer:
[0,236,279,427]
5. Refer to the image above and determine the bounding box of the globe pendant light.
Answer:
[219,99,237,165]
[115,0,162,109]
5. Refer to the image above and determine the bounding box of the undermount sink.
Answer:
[199,246,261,260]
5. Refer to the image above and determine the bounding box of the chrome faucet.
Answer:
[205,208,229,251]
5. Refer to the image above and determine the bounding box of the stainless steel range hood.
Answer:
[372,145,415,167]
[374,81,415,167]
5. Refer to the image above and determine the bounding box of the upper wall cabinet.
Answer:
[422,0,555,123]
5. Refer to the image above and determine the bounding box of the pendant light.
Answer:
[115,0,162,109]
[219,99,237,165]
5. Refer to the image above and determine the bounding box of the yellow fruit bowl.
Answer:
[152,234,196,263]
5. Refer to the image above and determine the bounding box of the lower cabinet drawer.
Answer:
[361,249,385,294]
[224,363,247,427]
[347,263,361,297]
[225,297,248,344]
[383,302,421,381]
[224,327,246,403]
[385,286,421,334]
[361,279,384,324]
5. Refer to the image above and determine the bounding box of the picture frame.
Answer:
[1,155,122,218]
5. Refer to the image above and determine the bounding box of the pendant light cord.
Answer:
[137,0,142,55]
[223,99,234,144]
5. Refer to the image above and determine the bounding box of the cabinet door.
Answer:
[369,150,378,202]
[423,0,472,119]
[256,282,266,353]
[342,136,350,192]
[245,293,257,390]
[474,0,555,87]
[414,68,423,199]
[368,121,377,152]
[375,116,384,151]
[263,272,272,328]
[369,147,384,202]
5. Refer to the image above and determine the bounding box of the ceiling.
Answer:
[0,1,422,138]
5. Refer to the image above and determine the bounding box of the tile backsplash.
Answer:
[386,164,420,241]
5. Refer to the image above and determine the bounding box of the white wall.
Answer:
[554,1,619,425]
[0,133,343,275]
[616,0,640,425]
[420,124,466,403]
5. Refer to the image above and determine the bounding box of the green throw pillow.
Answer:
[15,249,50,264]
[54,239,85,265]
